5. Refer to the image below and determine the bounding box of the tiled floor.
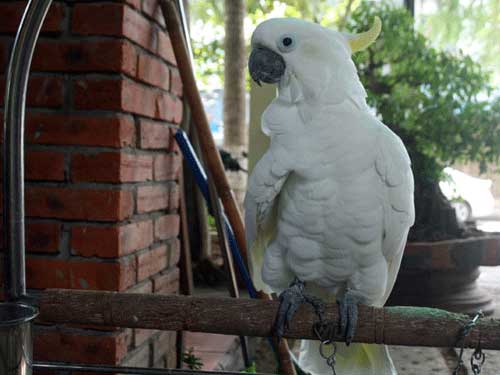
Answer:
[182,285,246,371]
[184,332,243,371]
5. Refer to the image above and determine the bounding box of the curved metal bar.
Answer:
[2,0,53,301]
[34,362,272,375]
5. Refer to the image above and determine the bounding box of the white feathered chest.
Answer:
[258,98,411,293]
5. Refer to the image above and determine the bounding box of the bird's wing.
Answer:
[375,125,415,305]
[245,143,291,293]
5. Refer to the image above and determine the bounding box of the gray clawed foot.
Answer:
[337,291,359,346]
[273,278,325,342]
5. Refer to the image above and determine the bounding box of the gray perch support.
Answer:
[38,290,500,350]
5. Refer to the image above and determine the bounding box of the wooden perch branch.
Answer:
[38,289,500,350]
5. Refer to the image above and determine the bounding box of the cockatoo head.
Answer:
[249,17,381,105]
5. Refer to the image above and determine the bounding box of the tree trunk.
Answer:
[408,179,462,241]
[223,0,246,148]
[223,0,247,210]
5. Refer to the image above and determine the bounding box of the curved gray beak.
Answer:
[248,46,286,86]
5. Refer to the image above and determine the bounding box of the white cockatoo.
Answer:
[245,17,415,375]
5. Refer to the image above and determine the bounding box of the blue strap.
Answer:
[174,130,257,298]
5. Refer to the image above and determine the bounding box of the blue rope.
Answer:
[174,130,257,299]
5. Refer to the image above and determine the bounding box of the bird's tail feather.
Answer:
[295,339,397,375]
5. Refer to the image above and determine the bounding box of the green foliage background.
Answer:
[190,0,500,182]
[189,0,357,87]
[417,0,500,85]
[348,2,500,182]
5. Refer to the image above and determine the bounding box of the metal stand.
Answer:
[0,304,38,375]
[2,0,52,374]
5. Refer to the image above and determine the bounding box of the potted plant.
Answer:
[347,2,500,314]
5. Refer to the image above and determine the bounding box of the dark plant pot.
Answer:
[387,235,500,315]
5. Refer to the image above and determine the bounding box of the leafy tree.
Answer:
[347,2,500,240]
[190,0,500,241]
[189,0,358,87]
[417,0,500,85]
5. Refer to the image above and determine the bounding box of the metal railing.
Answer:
[2,0,53,303]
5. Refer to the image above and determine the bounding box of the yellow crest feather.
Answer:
[349,16,382,53]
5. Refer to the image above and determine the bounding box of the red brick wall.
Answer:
[0,0,183,369]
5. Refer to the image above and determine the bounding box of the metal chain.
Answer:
[452,311,485,375]
[313,314,338,375]
[319,339,338,375]
[470,338,486,375]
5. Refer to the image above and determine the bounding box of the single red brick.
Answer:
[136,185,169,213]
[26,187,134,221]
[152,267,179,294]
[173,97,183,124]
[72,3,124,36]
[72,220,154,258]
[34,328,130,364]
[118,221,154,254]
[154,153,181,181]
[26,150,65,181]
[168,238,181,267]
[139,119,171,149]
[127,79,182,122]
[28,75,65,108]
[33,39,137,76]
[170,68,183,97]
[137,245,167,281]
[26,257,136,291]
[0,75,70,108]
[0,75,63,108]
[26,113,135,148]
[73,78,122,111]
[70,258,136,290]
[26,258,70,289]
[72,152,153,183]
[26,222,60,253]
[169,184,180,210]
[73,3,158,55]
[154,215,180,241]
[158,31,176,65]
[123,6,157,53]
[0,2,65,33]
[71,226,118,258]
[123,79,154,116]
[137,52,170,90]
[0,221,60,253]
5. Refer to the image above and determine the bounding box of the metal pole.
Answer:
[2,0,53,301]
[34,362,274,375]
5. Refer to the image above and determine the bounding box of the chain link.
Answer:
[313,318,338,374]
[452,311,485,375]
[470,339,486,375]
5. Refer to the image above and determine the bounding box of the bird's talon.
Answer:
[337,292,359,345]
[273,278,318,340]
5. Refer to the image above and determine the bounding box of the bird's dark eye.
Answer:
[277,34,297,52]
